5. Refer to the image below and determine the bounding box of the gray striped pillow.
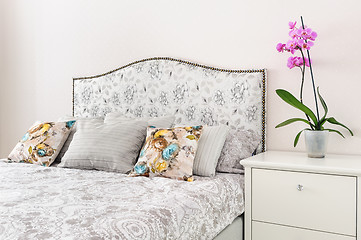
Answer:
[58,119,148,173]
[193,125,229,177]
[54,117,104,165]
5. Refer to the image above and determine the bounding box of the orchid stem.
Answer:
[301,16,320,123]
[299,50,314,130]
[299,51,306,103]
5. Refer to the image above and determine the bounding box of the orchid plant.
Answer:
[275,16,353,147]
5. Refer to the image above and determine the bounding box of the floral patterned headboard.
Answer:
[73,57,266,152]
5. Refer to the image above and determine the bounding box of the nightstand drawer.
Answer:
[252,221,355,240]
[252,169,356,236]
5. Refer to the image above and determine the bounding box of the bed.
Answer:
[1,57,266,239]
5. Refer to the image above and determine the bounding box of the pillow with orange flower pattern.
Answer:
[130,126,203,181]
[7,121,75,166]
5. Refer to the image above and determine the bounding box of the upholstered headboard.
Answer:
[73,57,266,152]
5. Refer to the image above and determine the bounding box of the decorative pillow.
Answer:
[130,126,203,181]
[58,119,148,173]
[216,128,261,174]
[7,121,75,166]
[193,125,229,177]
[104,112,175,128]
[54,116,104,164]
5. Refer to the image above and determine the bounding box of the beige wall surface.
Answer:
[1,0,360,157]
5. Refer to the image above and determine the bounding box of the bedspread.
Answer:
[0,161,244,240]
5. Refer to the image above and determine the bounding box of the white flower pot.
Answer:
[304,130,329,158]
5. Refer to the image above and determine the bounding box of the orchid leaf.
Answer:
[319,118,327,128]
[324,129,345,138]
[276,89,318,126]
[294,130,304,147]
[294,128,311,147]
[276,118,313,128]
[317,87,328,122]
[326,117,354,136]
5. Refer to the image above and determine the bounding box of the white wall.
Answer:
[1,0,361,157]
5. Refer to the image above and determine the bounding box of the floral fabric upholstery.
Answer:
[73,59,266,170]
[7,121,75,166]
[130,126,203,181]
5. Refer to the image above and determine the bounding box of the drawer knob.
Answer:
[297,184,304,191]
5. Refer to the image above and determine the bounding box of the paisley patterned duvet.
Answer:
[0,160,244,240]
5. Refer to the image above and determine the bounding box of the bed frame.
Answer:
[72,57,266,239]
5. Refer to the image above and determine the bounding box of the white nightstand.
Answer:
[241,151,361,240]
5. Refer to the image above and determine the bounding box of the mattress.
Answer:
[0,160,244,240]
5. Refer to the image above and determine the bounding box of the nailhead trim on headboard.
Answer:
[72,57,266,152]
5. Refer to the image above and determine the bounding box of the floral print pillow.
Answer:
[130,126,203,181]
[8,121,75,166]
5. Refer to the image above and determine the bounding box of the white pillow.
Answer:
[58,119,148,173]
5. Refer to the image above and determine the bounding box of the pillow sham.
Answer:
[130,126,203,181]
[58,119,148,173]
[216,128,261,174]
[193,125,229,177]
[104,112,175,128]
[8,121,75,166]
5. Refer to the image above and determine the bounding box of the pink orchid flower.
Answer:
[276,43,286,52]
[276,19,316,69]
[294,57,303,66]
[288,29,298,39]
[289,21,297,29]
[298,57,311,67]
[309,31,318,41]
[287,56,310,69]
[296,28,313,39]
[295,57,310,67]
[297,39,314,50]
[287,56,298,69]
[286,40,298,54]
